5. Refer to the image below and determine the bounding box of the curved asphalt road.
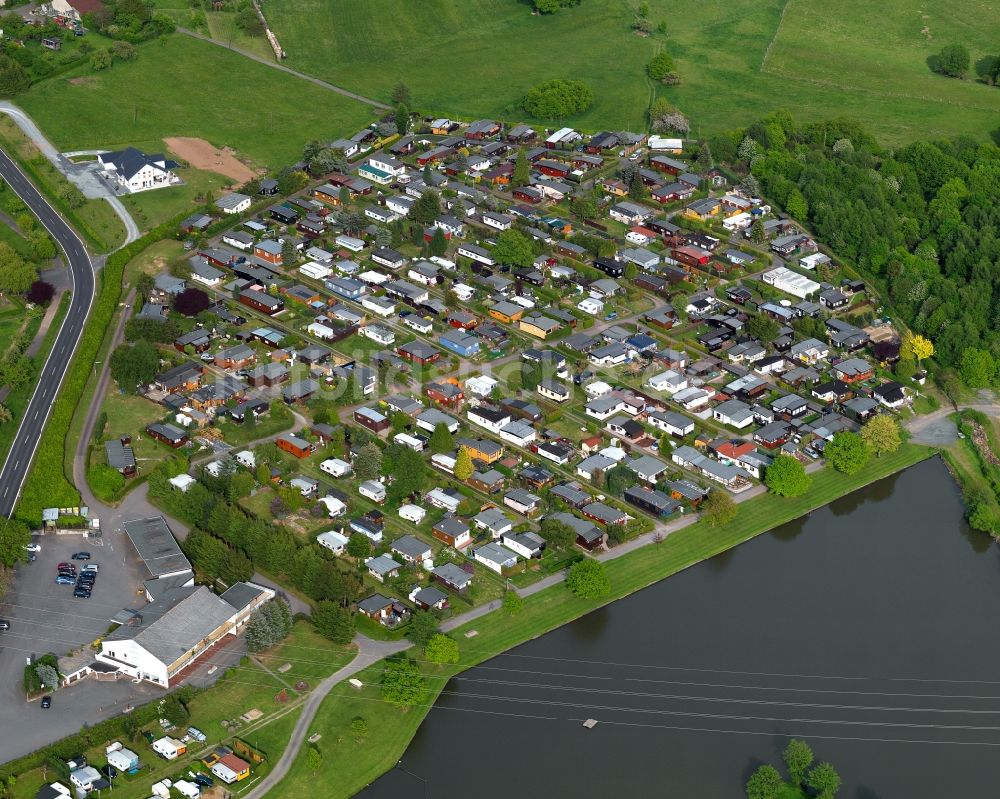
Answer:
[0,146,95,517]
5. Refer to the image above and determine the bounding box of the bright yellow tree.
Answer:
[901,332,934,363]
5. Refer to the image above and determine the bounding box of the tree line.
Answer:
[711,111,1000,388]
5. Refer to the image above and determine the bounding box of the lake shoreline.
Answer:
[267,443,936,799]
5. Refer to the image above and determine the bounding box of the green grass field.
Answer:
[18,33,378,169]
[262,0,1000,143]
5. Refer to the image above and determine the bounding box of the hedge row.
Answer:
[17,214,191,525]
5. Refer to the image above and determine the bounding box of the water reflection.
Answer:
[770,514,808,542]
[829,471,902,517]
[360,459,999,799]
[704,546,736,572]
[569,605,608,642]
[962,520,992,554]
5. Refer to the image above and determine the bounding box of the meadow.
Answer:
[17,33,378,169]
[262,0,1000,143]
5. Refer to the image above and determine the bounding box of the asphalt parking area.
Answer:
[0,529,153,763]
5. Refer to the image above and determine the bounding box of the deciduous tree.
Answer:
[959,347,995,387]
[491,229,535,267]
[172,287,210,316]
[405,610,439,647]
[0,518,30,567]
[783,738,814,786]
[424,633,460,664]
[109,340,159,393]
[453,446,474,481]
[861,415,901,456]
[381,657,425,707]
[900,332,933,363]
[824,431,869,474]
[522,78,594,119]
[566,558,610,599]
[806,762,841,799]
[700,489,736,526]
[646,51,675,81]
[346,533,372,560]
[745,764,783,799]
[765,454,810,497]
[502,590,524,614]
[934,43,970,77]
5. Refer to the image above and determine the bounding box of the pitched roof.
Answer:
[106,585,235,664]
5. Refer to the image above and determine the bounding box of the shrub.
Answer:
[522,79,594,119]
[26,280,54,305]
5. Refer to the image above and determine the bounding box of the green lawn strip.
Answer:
[0,116,126,253]
[18,33,378,169]
[0,297,65,465]
[270,444,933,799]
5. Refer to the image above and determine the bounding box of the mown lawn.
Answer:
[264,0,1000,143]
[18,33,378,169]
[269,444,933,799]
[123,166,232,232]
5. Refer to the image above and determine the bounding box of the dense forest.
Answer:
[709,113,1000,388]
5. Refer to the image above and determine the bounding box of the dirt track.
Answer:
[165,136,258,182]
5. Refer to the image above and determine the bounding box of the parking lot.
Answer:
[0,529,156,763]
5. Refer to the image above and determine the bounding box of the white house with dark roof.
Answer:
[96,581,273,687]
[98,147,179,193]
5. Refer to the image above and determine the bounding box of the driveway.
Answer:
[0,530,156,763]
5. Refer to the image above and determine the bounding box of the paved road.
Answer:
[0,147,95,517]
[176,28,391,110]
[906,392,1000,446]
[0,102,140,244]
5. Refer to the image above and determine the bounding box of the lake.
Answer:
[359,457,1000,798]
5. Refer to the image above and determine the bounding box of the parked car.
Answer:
[25,543,41,553]
[192,774,213,788]
[187,727,207,743]
[71,552,91,561]
[40,696,51,709]
[82,564,99,572]
[73,587,91,598]
[55,576,75,585]
[57,562,74,571]
[0,619,9,631]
